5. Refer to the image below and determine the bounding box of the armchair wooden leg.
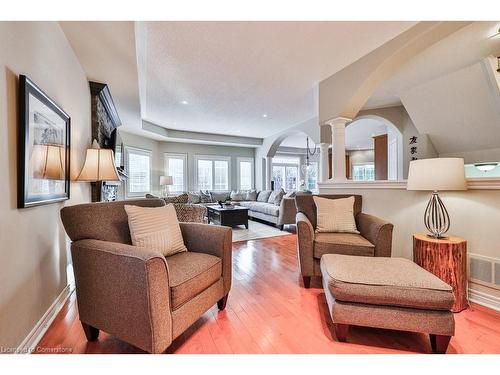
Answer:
[429,334,451,354]
[302,276,311,288]
[217,294,229,311]
[81,322,99,342]
[334,323,349,342]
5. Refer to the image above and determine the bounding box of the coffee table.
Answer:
[207,205,249,229]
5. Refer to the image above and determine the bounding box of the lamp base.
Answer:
[424,191,450,239]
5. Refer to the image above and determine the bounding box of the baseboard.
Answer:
[16,284,74,354]
[469,289,500,312]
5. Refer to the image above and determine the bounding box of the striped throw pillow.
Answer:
[313,196,359,234]
[125,204,188,257]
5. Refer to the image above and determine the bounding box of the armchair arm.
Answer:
[71,239,172,353]
[179,223,232,295]
[296,212,315,276]
[356,213,394,257]
[278,197,298,225]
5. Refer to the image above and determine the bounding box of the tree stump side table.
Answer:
[413,233,468,313]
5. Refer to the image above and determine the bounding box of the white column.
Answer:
[326,117,351,181]
[319,143,330,182]
[265,156,273,190]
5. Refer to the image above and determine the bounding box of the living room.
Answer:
[1,1,500,374]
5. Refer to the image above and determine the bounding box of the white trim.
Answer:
[237,157,254,190]
[318,178,500,190]
[125,146,152,198]
[164,152,188,193]
[469,289,500,312]
[17,284,73,354]
[194,154,231,191]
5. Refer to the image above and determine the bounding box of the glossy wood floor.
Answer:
[36,234,500,354]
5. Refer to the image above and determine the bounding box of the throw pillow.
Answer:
[230,190,246,201]
[256,190,272,202]
[211,191,230,202]
[187,191,201,204]
[124,204,188,257]
[245,190,257,201]
[284,191,296,199]
[268,188,285,205]
[164,192,189,204]
[313,196,359,234]
[200,190,213,203]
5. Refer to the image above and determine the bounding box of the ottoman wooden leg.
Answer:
[334,323,349,342]
[430,334,451,354]
[81,322,99,342]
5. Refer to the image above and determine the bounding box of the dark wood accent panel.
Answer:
[327,149,349,179]
[413,233,468,313]
[373,134,388,180]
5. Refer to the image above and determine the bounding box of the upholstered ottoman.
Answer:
[320,254,455,353]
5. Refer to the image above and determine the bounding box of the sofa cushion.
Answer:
[199,190,213,203]
[268,188,285,205]
[242,201,280,216]
[187,191,201,204]
[257,190,272,202]
[125,204,187,257]
[211,191,231,202]
[245,190,257,201]
[164,193,189,204]
[320,254,454,311]
[314,196,359,234]
[230,190,247,201]
[314,232,374,259]
[166,252,222,309]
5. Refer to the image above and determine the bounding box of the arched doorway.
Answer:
[265,131,319,192]
[346,115,403,181]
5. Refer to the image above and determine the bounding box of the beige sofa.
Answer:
[295,193,394,288]
[60,198,231,353]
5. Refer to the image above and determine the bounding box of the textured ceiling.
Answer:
[139,21,416,138]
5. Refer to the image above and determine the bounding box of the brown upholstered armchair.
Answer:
[60,199,231,353]
[295,194,393,288]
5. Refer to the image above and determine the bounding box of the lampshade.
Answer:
[407,158,467,191]
[31,144,65,180]
[76,140,120,182]
[159,175,173,186]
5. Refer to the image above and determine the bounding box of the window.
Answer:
[126,147,151,197]
[195,155,231,191]
[237,157,254,190]
[164,153,187,193]
[352,163,375,181]
[306,161,318,192]
[272,156,300,192]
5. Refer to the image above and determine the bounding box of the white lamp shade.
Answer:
[31,144,65,180]
[407,158,467,191]
[160,175,173,186]
[77,142,120,182]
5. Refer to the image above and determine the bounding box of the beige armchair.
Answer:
[60,199,231,354]
[295,194,393,288]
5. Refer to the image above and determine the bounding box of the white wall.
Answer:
[318,184,500,301]
[119,130,256,195]
[0,22,91,348]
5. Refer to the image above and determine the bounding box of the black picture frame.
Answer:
[18,75,71,208]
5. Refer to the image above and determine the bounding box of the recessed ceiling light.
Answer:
[181,100,188,105]
[262,114,268,118]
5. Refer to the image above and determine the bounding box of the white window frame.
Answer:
[352,162,375,181]
[164,153,188,193]
[194,155,231,191]
[125,146,152,198]
[237,157,254,190]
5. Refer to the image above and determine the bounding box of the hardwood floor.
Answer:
[35,234,500,354]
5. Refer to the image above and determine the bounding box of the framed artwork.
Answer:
[18,75,71,208]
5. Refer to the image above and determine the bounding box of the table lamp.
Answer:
[407,158,467,238]
[160,175,173,197]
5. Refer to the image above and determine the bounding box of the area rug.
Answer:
[231,220,292,242]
